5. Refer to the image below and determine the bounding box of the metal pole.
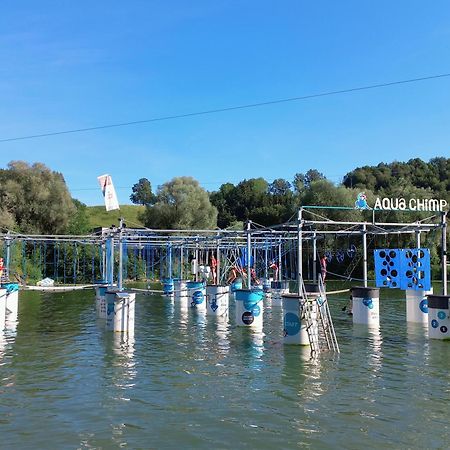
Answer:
[312,231,317,283]
[247,220,252,290]
[167,242,172,280]
[180,245,184,279]
[5,232,11,279]
[278,238,282,282]
[110,235,115,287]
[416,230,421,249]
[363,223,368,288]
[297,208,303,295]
[118,219,123,291]
[264,241,268,280]
[216,240,221,285]
[195,239,199,282]
[442,212,447,295]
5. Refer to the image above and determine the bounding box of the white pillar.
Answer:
[351,287,380,327]
[235,289,264,328]
[428,295,450,340]
[406,288,433,324]
[206,285,229,317]
[106,290,136,333]
[187,281,206,311]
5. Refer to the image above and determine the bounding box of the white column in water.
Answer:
[118,219,124,291]
[312,231,317,283]
[442,212,447,295]
[363,223,368,288]
[297,208,303,295]
[247,220,252,290]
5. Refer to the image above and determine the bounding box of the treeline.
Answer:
[130,158,449,229]
[0,157,448,235]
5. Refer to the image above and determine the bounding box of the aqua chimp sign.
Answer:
[355,193,448,212]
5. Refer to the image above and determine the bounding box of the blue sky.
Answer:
[1,0,449,205]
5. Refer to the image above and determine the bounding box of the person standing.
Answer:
[320,255,327,282]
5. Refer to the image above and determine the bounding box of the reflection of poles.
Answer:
[442,212,448,295]
[180,245,184,279]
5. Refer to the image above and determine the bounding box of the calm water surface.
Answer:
[1,286,450,449]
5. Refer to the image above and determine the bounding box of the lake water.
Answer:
[1,285,450,449]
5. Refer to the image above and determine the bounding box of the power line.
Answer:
[2,72,450,143]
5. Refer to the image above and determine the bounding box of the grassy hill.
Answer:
[86,205,146,229]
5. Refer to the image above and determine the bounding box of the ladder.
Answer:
[317,275,340,353]
[300,281,321,357]
[300,277,340,357]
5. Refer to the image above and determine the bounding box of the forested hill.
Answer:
[342,157,449,194]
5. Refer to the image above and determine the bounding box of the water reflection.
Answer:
[105,332,136,390]
[352,325,383,374]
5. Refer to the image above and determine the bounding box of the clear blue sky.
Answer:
[1,0,449,205]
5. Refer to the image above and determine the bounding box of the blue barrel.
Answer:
[162,278,174,296]
[235,289,264,327]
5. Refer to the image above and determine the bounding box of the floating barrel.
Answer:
[2,283,19,327]
[106,290,136,333]
[206,285,230,317]
[0,287,5,330]
[187,281,206,310]
[235,289,264,328]
[162,278,174,296]
[406,288,433,325]
[428,295,450,340]
[351,287,380,327]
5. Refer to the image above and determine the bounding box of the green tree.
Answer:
[0,161,76,234]
[130,178,156,206]
[143,176,217,229]
[66,199,91,234]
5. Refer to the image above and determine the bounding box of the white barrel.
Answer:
[206,285,229,317]
[282,295,302,344]
[235,289,264,328]
[351,287,380,327]
[428,295,450,340]
[186,281,206,311]
[3,283,19,326]
[0,288,6,330]
[174,280,188,301]
[95,285,108,318]
[406,288,433,324]
[282,295,319,345]
[106,290,136,333]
